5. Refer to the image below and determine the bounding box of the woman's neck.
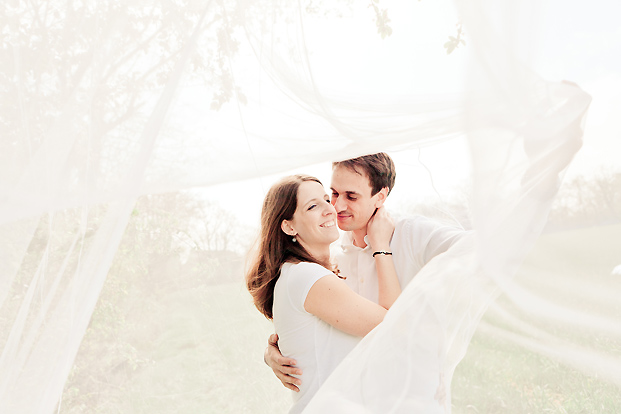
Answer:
[302,243,331,266]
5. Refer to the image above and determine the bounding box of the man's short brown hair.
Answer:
[332,153,396,196]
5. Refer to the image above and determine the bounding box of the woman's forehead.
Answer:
[297,180,326,200]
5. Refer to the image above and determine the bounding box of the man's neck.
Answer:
[352,228,368,249]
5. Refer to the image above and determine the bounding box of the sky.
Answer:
[532,0,621,176]
[199,0,621,228]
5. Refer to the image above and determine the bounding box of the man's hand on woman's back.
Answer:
[265,333,303,392]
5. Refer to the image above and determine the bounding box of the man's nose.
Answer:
[333,196,346,212]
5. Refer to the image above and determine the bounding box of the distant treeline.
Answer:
[394,170,621,231]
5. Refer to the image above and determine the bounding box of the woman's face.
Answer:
[283,180,339,248]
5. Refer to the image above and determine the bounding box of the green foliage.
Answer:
[0,208,105,351]
[370,0,393,39]
[0,0,460,169]
[61,192,252,412]
[396,170,621,231]
[444,23,465,54]
[548,170,621,228]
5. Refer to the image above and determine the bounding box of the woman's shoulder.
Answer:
[280,262,334,294]
[282,261,331,277]
[276,261,335,313]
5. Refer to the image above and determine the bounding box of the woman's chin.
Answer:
[328,231,340,243]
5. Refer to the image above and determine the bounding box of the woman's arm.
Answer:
[304,207,401,337]
[304,274,386,337]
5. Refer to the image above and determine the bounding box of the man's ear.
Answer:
[374,187,389,208]
[281,220,295,236]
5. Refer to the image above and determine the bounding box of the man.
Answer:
[264,152,465,392]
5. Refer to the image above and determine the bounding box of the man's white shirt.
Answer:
[335,215,465,302]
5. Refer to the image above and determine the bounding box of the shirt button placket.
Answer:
[357,252,364,285]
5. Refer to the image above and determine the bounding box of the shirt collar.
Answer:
[340,231,371,252]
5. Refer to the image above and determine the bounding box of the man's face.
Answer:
[330,165,382,232]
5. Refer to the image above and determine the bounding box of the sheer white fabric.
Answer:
[0,0,619,413]
[305,81,592,412]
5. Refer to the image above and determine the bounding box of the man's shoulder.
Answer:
[393,214,468,247]
[394,214,437,234]
[394,213,466,231]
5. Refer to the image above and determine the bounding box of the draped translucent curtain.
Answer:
[0,0,619,413]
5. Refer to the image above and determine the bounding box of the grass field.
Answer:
[63,223,621,413]
[452,223,621,414]
[65,282,291,413]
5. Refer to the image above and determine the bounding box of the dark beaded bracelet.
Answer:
[372,251,392,257]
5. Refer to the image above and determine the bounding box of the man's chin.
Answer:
[336,219,356,232]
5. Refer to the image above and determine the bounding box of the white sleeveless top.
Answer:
[273,262,361,413]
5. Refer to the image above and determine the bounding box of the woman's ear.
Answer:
[281,219,295,236]
[374,187,389,208]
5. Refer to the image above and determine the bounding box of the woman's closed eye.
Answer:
[308,196,331,210]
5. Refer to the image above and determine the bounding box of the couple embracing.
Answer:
[246,153,465,413]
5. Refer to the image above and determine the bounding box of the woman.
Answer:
[246,174,401,413]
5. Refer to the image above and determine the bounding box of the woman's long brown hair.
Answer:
[246,175,331,319]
